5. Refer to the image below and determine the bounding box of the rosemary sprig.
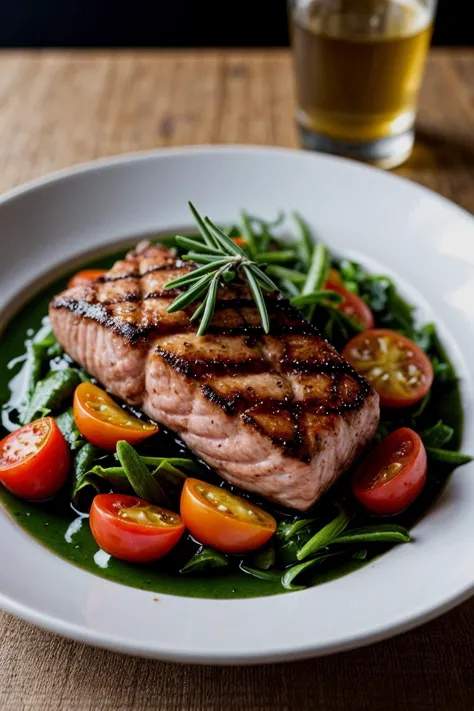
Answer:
[165,202,278,335]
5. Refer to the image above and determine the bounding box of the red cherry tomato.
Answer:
[343,329,434,408]
[89,494,185,563]
[352,427,427,515]
[180,479,277,554]
[325,281,374,330]
[73,382,158,451]
[0,417,70,501]
[68,270,107,289]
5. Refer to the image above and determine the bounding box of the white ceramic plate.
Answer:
[0,146,473,664]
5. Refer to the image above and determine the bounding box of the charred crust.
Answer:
[155,346,268,380]
[98,260,191,283]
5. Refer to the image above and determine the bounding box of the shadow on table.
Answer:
[407,125,474,171]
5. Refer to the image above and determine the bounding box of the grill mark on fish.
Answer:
[155,346,268,380]
[98,261,190,283]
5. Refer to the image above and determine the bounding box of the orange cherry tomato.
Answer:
[231,237,247,247]
[180,479,277,554]
[90,494,185,563]
[343,329,434,408]
[73,382,158,451]
[325,280,374,330]
[327,268,344,286]
[352,427,427,515]
[68,269,107,289]
[0,418,70,501]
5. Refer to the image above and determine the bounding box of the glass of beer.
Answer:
[289,0,436,168]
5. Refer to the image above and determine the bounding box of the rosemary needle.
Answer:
[165,202,277,335]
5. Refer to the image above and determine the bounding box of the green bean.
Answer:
[296,509,350,561]
[266,265,306,285]
[301,243,329,320]
[240,564,283,583]
[291,290,343,309]
[281,555,328,591]
[240,210,258,259]
[292,212,313,269]
[426,448,472,466]
[302,243,329,296]
[72,443,100,502]
[55,408,84,451]
[256,250,297,265]
[333,525,410,545]
[116,441,170,506]
[21,368,81,424]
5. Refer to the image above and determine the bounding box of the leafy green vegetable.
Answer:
[412,392,431,420]
[55,408,84,451]
[281,553,341,591]
[251,545,275,570]
[297,510,350,561]
[352,549,368,560]
[180,546,229,574]
[432,357,456,383]
[151,461,188,487]
[426,448,473,466]
[88,458,192,494]
[84,465,133,492]
[421,421,454,449]
[133,456,205,475]
[116,441,171,507]
[72,443,100,504]
[21,368,81,424]
[240,564,283,583]
[276,528,314,567]
[275,518,317,543]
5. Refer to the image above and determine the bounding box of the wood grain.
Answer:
[0,49,474,711]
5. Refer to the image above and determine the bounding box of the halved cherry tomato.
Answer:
[73,382,158,451]
[180,479,277,554]
[343,329,433,408]
[328,268,344,286]
[0,417,70,501]
[352,427,427,515]
[325,281,374,330]
[68,269,107,289]
[90,494,185,562]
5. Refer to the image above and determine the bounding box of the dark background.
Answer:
[0,0,471,47]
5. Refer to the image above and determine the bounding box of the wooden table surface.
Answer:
[1,49,474,710]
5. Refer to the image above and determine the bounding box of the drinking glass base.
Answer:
[298,126,414,170]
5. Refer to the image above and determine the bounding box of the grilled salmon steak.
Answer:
[50,243,380,511]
